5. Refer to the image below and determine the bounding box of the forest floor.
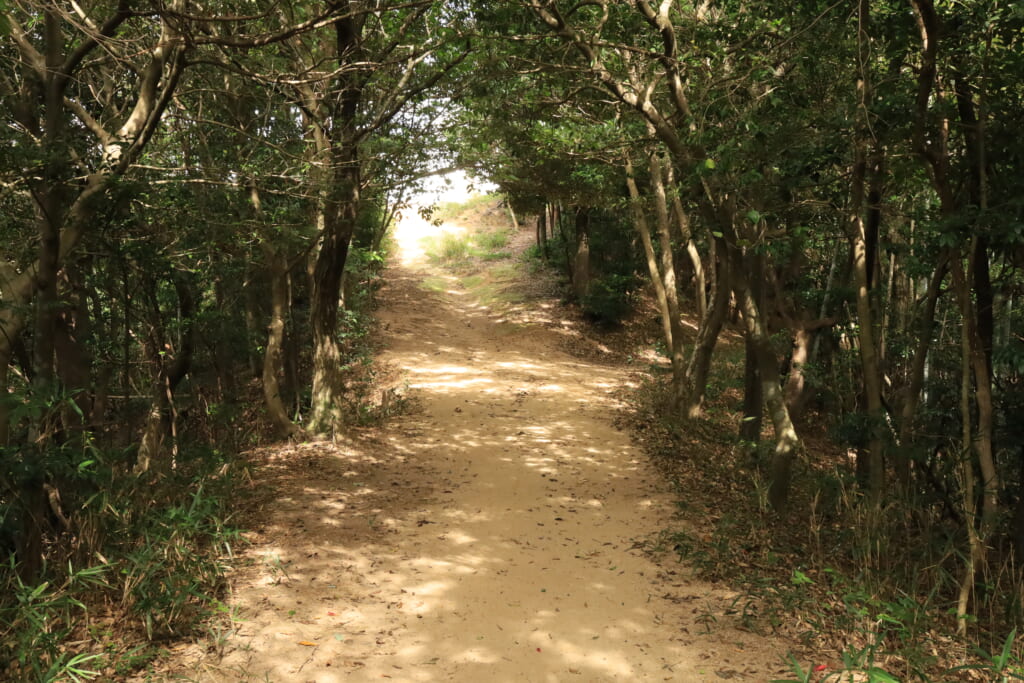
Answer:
[160,202,797,681]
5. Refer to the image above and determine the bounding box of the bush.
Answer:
[581,273,638,325]
[0,442,243,680]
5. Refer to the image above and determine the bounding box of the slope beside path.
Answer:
[164,209,791,682]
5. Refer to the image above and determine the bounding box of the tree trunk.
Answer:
[135,273,196,474]
[649,153,688,408]
[625,156,687,408]
[782,327,812,419]
[540,210,549,258]
[243,260,264,378]
[951,252,999,527]
[896,256,947,486]
[850,143,887,500]
[740,336,763,446]
[572,206,591,302]
[308,162,360,435]
[666,164,707,320]
[729,244,801,511]
[263,247,301,438]
[684,238,730,418]
[53,263,94,428]
[0,346,11,448]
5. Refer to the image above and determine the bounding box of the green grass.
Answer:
[475,228,510,251]
[420,275,450,293]
[420,227,513,266]
[431,193,503,222]
[420,232,473,263]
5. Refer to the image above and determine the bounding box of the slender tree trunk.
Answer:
[783,328,812,418]
[850,143,887,499]
[666,166,707,320]
[243,260,264,378]
[649,153,688,408]
[951,252,999,527]
[740,336,763,446]
[625,156,687,408]
[54,263,94,427]
[896,257,947,486]
[729,243,801,511]
[684,239,730,418]
[135,273,196,474]
[572,206,591,302]
[506,200,520,231]
[263,247,301,437]
[0,346,11,448]
[541,210,549,258]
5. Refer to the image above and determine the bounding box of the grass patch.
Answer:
[420,227,514,267]
[431,192,503,222]
[475,228,510,251]
[419,275,451,293]
[420,231,472,263]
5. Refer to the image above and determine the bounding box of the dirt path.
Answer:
[170,211,789,682]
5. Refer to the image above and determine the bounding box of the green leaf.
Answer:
[866,667,900,683]
[790,569,814,585]
[746,209,762,223]
[704,158,716,170]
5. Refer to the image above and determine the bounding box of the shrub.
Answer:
[581,273,638,325]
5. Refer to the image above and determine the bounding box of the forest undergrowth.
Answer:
[619,333,1024,682]
[0,266,394,682]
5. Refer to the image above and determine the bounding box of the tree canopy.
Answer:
[2,0,1024,677]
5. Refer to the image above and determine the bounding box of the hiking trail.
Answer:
[166,205,791,682]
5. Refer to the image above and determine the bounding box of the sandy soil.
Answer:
[166,209,792,682]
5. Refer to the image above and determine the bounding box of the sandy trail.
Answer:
[174,211,787,682]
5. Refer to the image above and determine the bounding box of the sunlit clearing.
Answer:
[419,169,496,205]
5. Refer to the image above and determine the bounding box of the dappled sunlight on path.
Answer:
[171,210,787,682]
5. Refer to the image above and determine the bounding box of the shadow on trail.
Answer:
[182,258,781,683]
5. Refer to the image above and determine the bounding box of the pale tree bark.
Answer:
[910,0,998,526]
[625,155,686,407]
[729,246,801,511]
[135,273,196,475]
[849,144,886,498]
[684,236,730,419]
[666,165,707,320]
[951,254,999,526]
[848,0,886,499]
[572,206,592,301]
[247,179,303,438]
[648,154,687,408]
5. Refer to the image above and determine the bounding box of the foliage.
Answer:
[581,273,640,326]
[0,440,241,679]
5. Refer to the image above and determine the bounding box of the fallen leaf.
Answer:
[297,641,318,647]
